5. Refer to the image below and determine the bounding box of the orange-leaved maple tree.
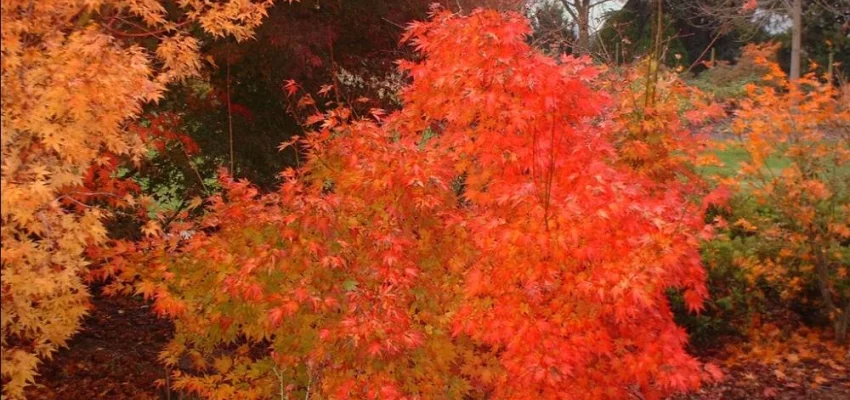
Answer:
[106,9,717,400]
[604,63,725,185]
[724,44,850,343]
[0,1,272,397]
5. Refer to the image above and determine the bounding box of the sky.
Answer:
[528,0,626,33]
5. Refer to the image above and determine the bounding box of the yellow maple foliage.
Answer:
[0,1,272,397]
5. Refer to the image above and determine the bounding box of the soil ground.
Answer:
[675,346,850,400]
[23,285,172,400]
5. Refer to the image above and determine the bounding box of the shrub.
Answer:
[109,9,719,400]
[719,48,850,343]
[688,44,776,104]
[672,197,773,347]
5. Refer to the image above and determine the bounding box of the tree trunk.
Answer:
[577,17,590,53]
[814,240,848,344]
[836,303,849,344]
[559,0,592,54]
[789,0,802,80]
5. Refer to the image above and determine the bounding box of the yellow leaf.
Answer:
[213,356,233,374]
[142,220,163,237]
[187,196,203,210]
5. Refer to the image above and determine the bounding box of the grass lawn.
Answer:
[699,143,793,178]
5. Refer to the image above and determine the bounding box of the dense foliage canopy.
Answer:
[2,1,848,399]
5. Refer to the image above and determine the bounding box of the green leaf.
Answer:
[342,279,358,291]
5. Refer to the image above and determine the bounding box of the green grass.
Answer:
[700,144,793,178]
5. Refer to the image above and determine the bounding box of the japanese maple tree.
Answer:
[1,1,272,397]
[399,10,714,398]
[107,9,718,400]
[725,45,850,343]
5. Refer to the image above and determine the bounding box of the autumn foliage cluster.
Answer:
[3,2,849,400]
[91,9,727,400]
[715,45,850,342]
[1,0,272,396]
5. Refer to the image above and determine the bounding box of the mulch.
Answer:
[675,325,850,400]
[677,358,850,400]
[23,285,173,400]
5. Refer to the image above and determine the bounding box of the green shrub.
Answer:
[672,197,772,348]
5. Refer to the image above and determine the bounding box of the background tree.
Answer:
[682,0,847,80]
[554,0,623,53]
[800,1,850,82]
[136,0,526,195]
[597,0,692,66]
[530,0,578,54]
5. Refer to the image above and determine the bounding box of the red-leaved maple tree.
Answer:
[399,10,714,399]
[105,9,718,400]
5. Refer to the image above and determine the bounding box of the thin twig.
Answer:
[104,18,191,39]
[685,31,723,74]
[226,52,235,176]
